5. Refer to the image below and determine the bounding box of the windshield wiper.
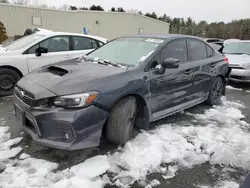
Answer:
[96,58,121,67]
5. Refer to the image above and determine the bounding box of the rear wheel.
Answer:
[206,76,224,105]
[0,68,21,97]
[106,97,137,145]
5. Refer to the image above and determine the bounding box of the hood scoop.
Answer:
[47,66,68,76]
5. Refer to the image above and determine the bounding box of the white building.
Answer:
[0,3,170,40]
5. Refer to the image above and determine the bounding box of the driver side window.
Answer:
[27,36,70,54]
[160,39,188,63]
[150,39,188,69]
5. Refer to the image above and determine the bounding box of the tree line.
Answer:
[1,0,250,40]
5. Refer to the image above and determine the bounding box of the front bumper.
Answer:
[229,68,250,83]
[13,95,109,150]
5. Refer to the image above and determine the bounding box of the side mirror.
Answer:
[35,47,48,57]
[158,58,180,74]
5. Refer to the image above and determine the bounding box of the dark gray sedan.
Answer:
[13,34,231,150]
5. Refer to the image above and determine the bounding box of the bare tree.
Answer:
[11,0,30,5]
[127,9,140,14]
[59,4,69,10]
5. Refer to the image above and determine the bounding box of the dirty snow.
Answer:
[0,97,249,187]
[199,180,239,188]
[0,126,23,161]
[226,86,243,91]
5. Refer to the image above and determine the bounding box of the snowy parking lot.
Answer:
[0,85,250,188]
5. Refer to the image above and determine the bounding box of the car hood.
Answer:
[25,58,127,95]
[225,54,250,65]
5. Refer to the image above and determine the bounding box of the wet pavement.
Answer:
[0,83,250,188]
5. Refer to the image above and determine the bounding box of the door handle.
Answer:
[64,55,72,58]
[210,63,216,67]
[185,69,192,75]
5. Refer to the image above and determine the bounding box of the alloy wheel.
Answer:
[211,78,223,104]
[0,74,15,90]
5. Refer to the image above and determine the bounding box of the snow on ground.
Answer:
[226,86,243,91]
[226,85,250,93]
[199,180,239,188]
[0,97,249,188]
[0,126,23,161]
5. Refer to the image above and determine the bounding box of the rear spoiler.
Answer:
[209,43,224,53]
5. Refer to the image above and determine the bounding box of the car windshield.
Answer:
[5,34,46,51]
[222,41,250,55]
[86,37,164,67]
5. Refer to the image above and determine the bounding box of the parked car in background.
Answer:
[223,40,250,83]
[0,30,108,96]
[13,34,230,150]
[224,38,241,46]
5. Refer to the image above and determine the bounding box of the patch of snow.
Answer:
[0,127,23,161]
[145,179,161,188]
[70,155,110,179]
[19,153,31,160]
[108,97,250,186]
[0,118,6,126]
[162,165,178,179]
[199,180,239,188]
[226,86,243,91]
[0,147,22,160]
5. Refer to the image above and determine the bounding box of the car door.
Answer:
[69,36,102,58]
[25,36,71,72]
[148,38,194,120]
[187,39,214,99]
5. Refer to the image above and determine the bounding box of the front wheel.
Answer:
[206,76,224,105]
[106,97,137,145]
[0,68,21,97]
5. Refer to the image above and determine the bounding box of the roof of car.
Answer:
[35,30,108,42]
[122,33,201,40]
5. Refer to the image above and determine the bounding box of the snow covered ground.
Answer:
[0,97,249,188]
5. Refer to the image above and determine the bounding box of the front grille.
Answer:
[14,86,47,107]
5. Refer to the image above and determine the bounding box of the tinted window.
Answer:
[73,37,94,50]
[206,45,213,57]
[28,36,69,54]
[41,36,69,52]
[188,39,207,61]
[161,39,188,62]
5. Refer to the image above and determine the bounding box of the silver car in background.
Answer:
[223,40,250,83]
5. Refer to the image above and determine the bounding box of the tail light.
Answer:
[224,56,229,64]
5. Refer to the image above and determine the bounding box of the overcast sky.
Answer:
[41,0,250,23]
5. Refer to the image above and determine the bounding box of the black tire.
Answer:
[0,68,21,97]
[106,97,137,145]
[206,76,224,105]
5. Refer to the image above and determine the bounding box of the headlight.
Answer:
[53,91,99,108]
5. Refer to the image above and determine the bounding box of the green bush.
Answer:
[0,21,8,44]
